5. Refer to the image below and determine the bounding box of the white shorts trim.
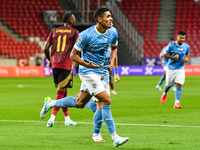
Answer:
[79,74,106,96]
[166,69,185,86]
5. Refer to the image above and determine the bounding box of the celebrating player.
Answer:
[160,31,190,108]
[40,7,129,147]
[85,49,120,142]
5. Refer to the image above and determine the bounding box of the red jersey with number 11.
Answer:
[47,26,79,70]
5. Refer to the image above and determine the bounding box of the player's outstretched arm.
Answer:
[70,48,102,69]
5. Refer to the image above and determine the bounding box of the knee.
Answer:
[176,83,182,87]
[76,101,85,108]
[102,98,111,105]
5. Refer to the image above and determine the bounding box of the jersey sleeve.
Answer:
[74,31,87,51]
[163,43,172,55]
[186,44,190,55]
[46,29,54,44]
[111,27,118,46]
[160,47,166,57]
[159,51,163,57]
[72,30,79,46]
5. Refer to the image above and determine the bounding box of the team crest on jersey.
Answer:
[105,38,108,42]
[77,37,82,43]
[91,84,97,89]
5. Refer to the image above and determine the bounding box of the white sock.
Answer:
[65,116,71,122]
[111,132,119,141]
[49,100,56,107]
[50,114,56,121]
[93,133,99,136]
[175,100,180,104]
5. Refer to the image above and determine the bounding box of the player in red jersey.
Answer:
[44,13,79,127]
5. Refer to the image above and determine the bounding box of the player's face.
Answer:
[177,34,186,45]
[100,11,113,29]
[71,15,76,27]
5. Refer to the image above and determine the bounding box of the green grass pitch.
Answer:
[0,76,200,150]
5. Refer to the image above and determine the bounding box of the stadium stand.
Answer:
[0,0,62,58]
[118,0,200,57]
[0,0,199,59]
[118,0,165,57]
[175,0,200,57]
[0,29,42,58]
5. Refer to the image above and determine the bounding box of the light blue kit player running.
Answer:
[155,39,176,91]
[160,31,190,108]
[40,8,129,147]
[85,44,120,142]
[86,56,111,142]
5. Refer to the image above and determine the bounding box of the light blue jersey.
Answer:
[160,46,169,66]
[101,51,110,85]
[164,41,190,70]
[74,25,118,76]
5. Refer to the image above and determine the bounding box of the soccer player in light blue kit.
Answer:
[40,8,129,147]
[155,38,176,91]
[160,31,190,108]
[86,48,120,142]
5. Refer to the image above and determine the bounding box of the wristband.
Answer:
[114,68,118,74]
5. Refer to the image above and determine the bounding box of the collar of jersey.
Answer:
[175,41,184,47]
[95,25,107,35]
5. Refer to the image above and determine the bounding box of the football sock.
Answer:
[172,82,175,87]
[49,100,56,107]
[101,105,116,135]
[93,109,103,134]
[56,90,65,99]
[164,84,170,94]
[110,82,114,90]
[86,100,97,112]
[52,90,65,116]
[52,107,61,116]
[50,114,56,121]
[56,96,78,108]
[62,107,69,116]
[64,89,68,97]
[111,132,119,141]
[158,75,165,86]
[175,86,182,103]
[62,89,69,116]
[65,116,71,122]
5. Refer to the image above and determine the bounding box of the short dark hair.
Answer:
[178,31,186,36]
[94,7,110,22]
[63,13,73,23]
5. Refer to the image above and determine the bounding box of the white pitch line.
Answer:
[0,120,200,128]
